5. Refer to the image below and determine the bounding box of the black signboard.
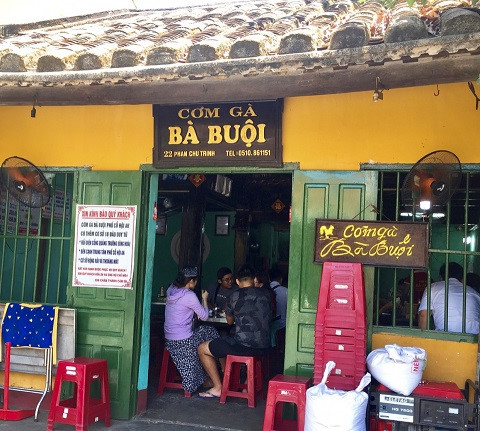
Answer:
[314,219,429,268]
[153,100,283,167]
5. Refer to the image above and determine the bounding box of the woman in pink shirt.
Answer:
[164,266,219,393]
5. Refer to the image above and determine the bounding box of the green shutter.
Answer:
[67,170,142,419]
[285,170,377,377]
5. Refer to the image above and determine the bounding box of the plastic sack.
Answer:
[366,344,426,396]
[305,361,371,431]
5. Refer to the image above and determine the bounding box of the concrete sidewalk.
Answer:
[0,389,266,431]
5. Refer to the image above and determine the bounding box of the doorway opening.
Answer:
[148,171,292,390]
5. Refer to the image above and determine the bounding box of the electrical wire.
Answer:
[467,82,480,110]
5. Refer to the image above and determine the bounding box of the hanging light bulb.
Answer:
[31,96,37,118]
[372,77,385,102]
[419,200,431,211]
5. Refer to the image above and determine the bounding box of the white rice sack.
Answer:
[305,361,371,431]
[366,344,426,396]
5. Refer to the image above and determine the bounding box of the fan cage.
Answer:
[401,150,462,213]
[0,156,51,208]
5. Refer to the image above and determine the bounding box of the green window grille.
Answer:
[373,169,480,338]
[0,172,73,306]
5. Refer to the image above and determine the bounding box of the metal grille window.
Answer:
[373,169,480,336]
[0,172,73,305]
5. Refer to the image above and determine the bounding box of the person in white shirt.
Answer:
[269,267,288,374]
[418,262,480,334]
[269,267,288,328]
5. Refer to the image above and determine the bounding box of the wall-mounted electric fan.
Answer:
[0,156,51,208]
[401,150,462,215]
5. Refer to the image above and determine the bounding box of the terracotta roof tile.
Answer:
[0,0,478,96]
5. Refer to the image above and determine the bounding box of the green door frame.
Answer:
[132,163,299,399]
[135,173,159,401]
[134,163,298,396]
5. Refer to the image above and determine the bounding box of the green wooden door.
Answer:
[284,170,378,377]
[67,171,142,419]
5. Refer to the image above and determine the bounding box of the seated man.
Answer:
[378,277,413,326]
[418,262,480,334]
[205,267,237,312]
[197,264,272,398]
[254,270,276,321]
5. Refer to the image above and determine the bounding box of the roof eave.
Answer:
[0,34,479,106]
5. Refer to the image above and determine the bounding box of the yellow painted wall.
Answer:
[0,105,153,170]
[0,83,479,169]
[283,82,480,169]
[372,333,477,389]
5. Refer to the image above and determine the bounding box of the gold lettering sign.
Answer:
[153,100,283,168]
[314,219,429,268]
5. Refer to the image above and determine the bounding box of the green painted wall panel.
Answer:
[82,183,103,202]
[284,170,377,378]
[202,211,235,289]
[76,309,125,336]
[152,210,235,297]
[152,212,182,298]
[100,346,122,403]
[68,170,142,419]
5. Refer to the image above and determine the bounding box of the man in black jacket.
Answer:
[197,264,271,398]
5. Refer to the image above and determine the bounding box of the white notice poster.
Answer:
[72,205,136,288]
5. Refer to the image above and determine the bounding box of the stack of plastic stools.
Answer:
[157,348,192,397]
[262,374,312,431]
[313,261,366,390]
[47,357,110,431]
[219,355,263,408]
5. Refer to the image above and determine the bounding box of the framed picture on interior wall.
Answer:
[156,215,167,235]
[215,215,229,236]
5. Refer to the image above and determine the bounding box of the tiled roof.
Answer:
[0,0,479,104]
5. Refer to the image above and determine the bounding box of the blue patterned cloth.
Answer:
[2,303,56,348]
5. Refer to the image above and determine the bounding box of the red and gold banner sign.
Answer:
[189,174,206,187]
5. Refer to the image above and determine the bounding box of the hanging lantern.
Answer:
[189,174,206,187]
[272,199,285,214]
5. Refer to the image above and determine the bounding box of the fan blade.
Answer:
[7,167,39,187]
[7,167,27,182]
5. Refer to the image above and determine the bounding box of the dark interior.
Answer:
[157,173,292,227]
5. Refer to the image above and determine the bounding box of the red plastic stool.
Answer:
[262,374,312,431]
[157,348,192,398]
[47,357,111,431]
[0,342,35,420]
[220,355,264,408]
[149,335,163,377]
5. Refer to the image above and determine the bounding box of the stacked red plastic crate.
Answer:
[313,261,366,390]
